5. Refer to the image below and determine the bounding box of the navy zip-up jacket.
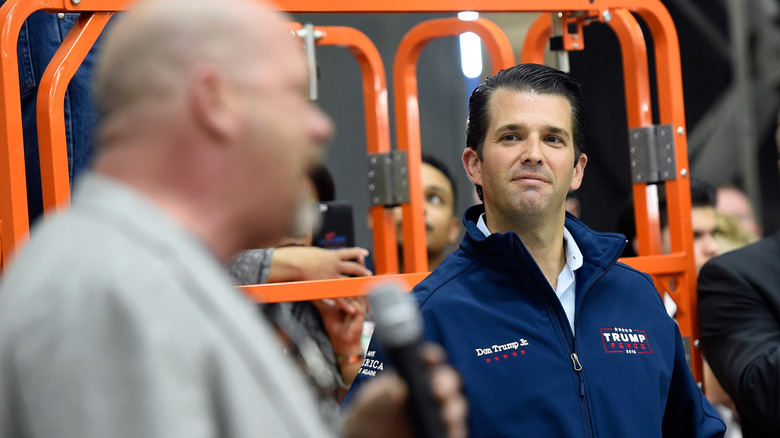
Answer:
[345,205,724,437]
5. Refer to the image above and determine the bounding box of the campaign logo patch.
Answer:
[474,338,530,363]
[601,327,652,354]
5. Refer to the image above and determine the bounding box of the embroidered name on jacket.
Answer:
[601,327,653,354]
[474,338,529,363]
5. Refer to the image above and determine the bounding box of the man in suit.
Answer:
[698,112,780,438]
[0,0,466,437]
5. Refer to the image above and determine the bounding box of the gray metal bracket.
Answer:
[295,23,324,102]
[367,151,410,207]
[629,124,676,183]
[682,335,693,374]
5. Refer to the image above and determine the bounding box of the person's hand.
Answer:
[267,246,372,282]
[341,343,468,438]
[313,297,367,352]
[313,297,367,386]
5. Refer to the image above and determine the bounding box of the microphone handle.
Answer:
[385,342,448,438]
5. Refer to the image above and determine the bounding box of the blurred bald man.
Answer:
[0,1,466,437]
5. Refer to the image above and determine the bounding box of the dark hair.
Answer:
[308,164,335,202]
[658,178,716,228]
[466,63,585,201]
[421,153,457,202]
[689,178,717,209]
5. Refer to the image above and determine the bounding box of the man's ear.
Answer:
[189,64,238,141]
[569,153,588,191]
[462,147,482,187]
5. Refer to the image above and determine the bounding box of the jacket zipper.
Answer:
[570,352,594,438]
[522,235,617,438]
[571,267,612,438]
[542,288,596,438]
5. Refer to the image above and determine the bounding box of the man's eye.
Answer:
[426,194,444,205]
[545,136,563,144]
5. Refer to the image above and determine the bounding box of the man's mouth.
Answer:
[512,174,548,183]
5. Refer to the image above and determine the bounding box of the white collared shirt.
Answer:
[477,213,583,333]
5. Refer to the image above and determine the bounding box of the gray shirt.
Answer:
[0,173,336,438]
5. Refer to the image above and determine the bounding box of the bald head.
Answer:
[95,0,292,127]
[91,0,333,259]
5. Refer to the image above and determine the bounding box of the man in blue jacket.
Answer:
[345,63,724,437]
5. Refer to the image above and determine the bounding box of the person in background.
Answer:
[713,211,758,254]
[616,178,721,274]
[698,110,780,438]
[393,153,460,271]
[228,164,372,403]
[716,184,762,239]
[661,179,721,274]
[665,180,739,438]
[0,0,467,437]
[228,164,371,286]
[345,63,724,437]
[700,210,754,438]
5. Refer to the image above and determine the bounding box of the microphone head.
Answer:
[368,281,422,348]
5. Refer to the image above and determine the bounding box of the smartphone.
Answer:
[311,201,355,249]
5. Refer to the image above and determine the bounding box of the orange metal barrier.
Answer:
[243,272,429,303]
[0,0,42,268]
[285,24,398,276]
[0,0,122,268]
[37,11,114,215]
[392,17,515,273]
[0,0,700,381]
[520,9,701,380]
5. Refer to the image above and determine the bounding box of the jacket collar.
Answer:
[460,204,626,273]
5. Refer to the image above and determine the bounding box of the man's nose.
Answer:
[521,135,543,163]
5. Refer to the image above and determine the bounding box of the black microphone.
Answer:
[368,282,447,438]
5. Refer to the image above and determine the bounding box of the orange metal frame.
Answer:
[0,0,699,381]
[392,17,516,274]
[37,11,114,215]
[285,23,398,277]
[522,10,700,380]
